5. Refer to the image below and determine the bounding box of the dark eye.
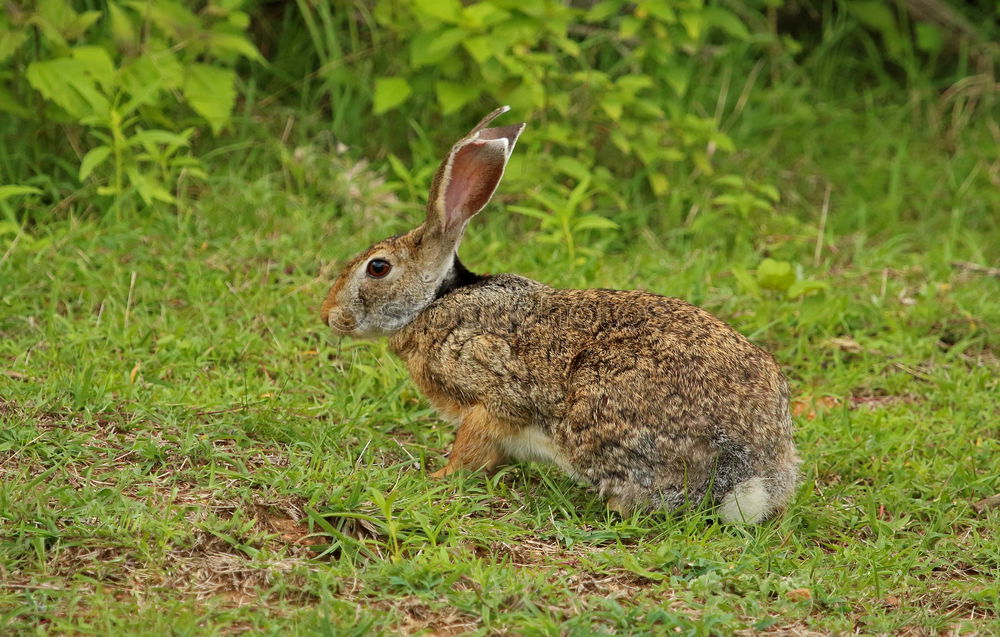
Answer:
[365,259,391,278]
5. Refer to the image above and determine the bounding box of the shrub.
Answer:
[0,0,261,216]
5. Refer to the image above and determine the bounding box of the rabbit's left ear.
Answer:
[425,107,525,236]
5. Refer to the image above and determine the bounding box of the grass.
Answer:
[2,60,999,635]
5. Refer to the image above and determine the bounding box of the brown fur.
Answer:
[320,108,799,522]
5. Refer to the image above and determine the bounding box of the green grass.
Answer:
[2,73,999,635]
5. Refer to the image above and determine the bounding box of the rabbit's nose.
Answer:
[326,307,358,335]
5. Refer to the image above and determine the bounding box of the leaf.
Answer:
[0,185,42,201]
[585,0,624,23]
[205,31,264,62]
[0,87,34,119]
[567,176,592,210]
[756,258,796,293]
[615,74,654,97]
[108,2,136,44]
[715,175,746,189]
[461,2,510,29]
[600,96,624,122]
[663,65,689,96]
[126,167,174,205]
[730,265,760,297]
[573,214,619,231]
[413,0,461,23]
[554,157,591,182]
[508,205,552,222]
[119,53,183,115]
[79,145,111,181]
[65,10,102,40]
[757,183,781,202]
[647,173,669,196]
[703,7,750,40]
[435,81,480,115]
[71,45,116,92]
[847,1,903,56]
[26,58,109,120]
[373,77,412,115]
[129,129,193,148]
[462,36,493,63]
[914,22,944,54]
[0,29,28,64]
[124,0,199,39]
[787,278,829,300]
[680,10,703,40]
[410,28,467,67]
[644,0,677,23]
[183,64,236,135]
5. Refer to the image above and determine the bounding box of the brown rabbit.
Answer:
[321,107,799,523]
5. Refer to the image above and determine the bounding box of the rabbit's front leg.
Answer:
[430,405,512,478]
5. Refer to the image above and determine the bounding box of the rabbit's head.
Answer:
[321,107,524,338]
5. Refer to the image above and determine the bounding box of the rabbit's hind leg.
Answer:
[430,404,514,478]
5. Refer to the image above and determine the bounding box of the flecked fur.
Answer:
[321,107,799,522]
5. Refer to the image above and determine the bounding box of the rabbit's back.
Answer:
[389,274,798,517]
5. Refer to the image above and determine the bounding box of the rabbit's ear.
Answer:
[425,108,525,236]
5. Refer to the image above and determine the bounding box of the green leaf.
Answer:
[410,28,467,67]
[573,214,619,231]
[413,0,461,23]
[554,157,592,182]
[847,1,903,55]
[600,96,624,122]
[0,185,43,201]
[508,205,552,221]
[0,29,28,63]
[680,11,703,40]
[119,53,183,115]
[846,1,896,32]
[129,129,193,148]
[730,265,761,297]
[72,46,116,92]
[124,0,198,39]
[435,81,480,115]
[26,58,109,120]
[616,74,654,97]
[703,7,750,40]
[787,279,829,300]
[756,258,796,293]
[643,0,677,23]
[65,10,102,40]
[585,0,624,23]
[462,3,511,29]
[648,173,669,196]
[126,167,174,205]
[0,221,21,236]
[663,65,689,96]
[373,77,412,115]
[757,183,781,202]
[715,175,746,189]
[108,2,136,44]
[0,87,34,119]
[183,64,236,135]
[206,31,264,62]
[227,11,250,30]
[79,145,111,181]
[914,22,944,54]
[462,36,493,63]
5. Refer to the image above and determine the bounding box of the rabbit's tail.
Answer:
[718,447,800,524]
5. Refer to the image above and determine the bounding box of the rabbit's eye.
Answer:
[365,259,392,278]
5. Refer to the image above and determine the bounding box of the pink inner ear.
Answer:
[443,140,507,232]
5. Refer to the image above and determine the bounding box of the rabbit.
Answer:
[321,106,799,523]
